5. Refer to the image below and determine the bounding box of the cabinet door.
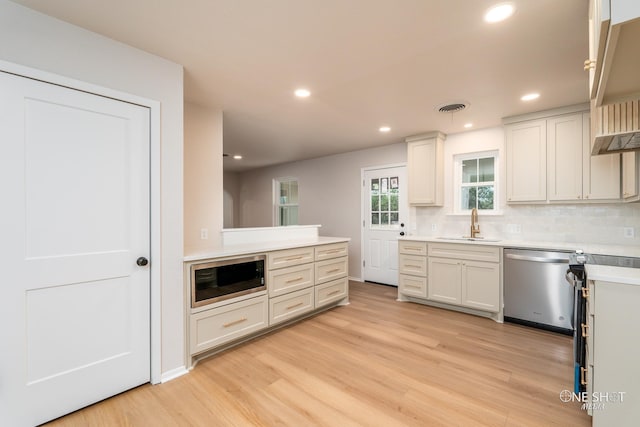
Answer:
[461,261,500,312]
[547,113,584,201]
[427,258,461,304]
[622,151,639,200]
[584,112,621,200]
[407,138,443,205]
[506,120,547,202]
[399,274,427,298]
[398,254,427,277]
[592,280,640,426]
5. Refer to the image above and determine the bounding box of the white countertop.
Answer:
[399,236,640,258]
[586,264,640,286]
[184,236,350,262]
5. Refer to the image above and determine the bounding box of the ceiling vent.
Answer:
[437,102,468,113]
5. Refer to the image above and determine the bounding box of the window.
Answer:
[454,151,498,213]
[369,176,400,227]
[274,178,298,226]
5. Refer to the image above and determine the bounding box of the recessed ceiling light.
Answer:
[464,123,473,129]
[379,126,391,132]
[521,92,540,101]
[484,3,515,23]
[294,88,311,98]
[233,155,242,160]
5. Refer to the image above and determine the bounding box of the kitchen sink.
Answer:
[436,236,501,242]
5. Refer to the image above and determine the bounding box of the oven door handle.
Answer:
[565,269,576,287]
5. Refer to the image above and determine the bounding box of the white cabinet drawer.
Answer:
[315,256,348,284]
[399,274,427,298]
[190,295,268,355]
[269,287,314,326]
[399,254,427,277]
[428,243,500,263]
[399,240,427,256]
[315,277,348,308]
[268,246,314,270]
[268,262,314,297]
[315,242,348,261]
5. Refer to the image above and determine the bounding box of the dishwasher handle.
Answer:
[505,253,569,264]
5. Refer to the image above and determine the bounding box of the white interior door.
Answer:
[362,166,408,286]
[0,71,151,426]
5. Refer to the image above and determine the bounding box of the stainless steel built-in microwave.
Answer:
[191,255,266,308]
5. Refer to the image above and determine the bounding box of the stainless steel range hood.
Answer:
[591,99,640,155]
[592,131,640,155]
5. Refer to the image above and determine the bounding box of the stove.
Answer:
[566,250,640,394]
[569,251,640,269]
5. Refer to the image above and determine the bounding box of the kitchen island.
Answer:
[184,225,350,367]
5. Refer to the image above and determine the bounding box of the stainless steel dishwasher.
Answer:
[503,248,574,334]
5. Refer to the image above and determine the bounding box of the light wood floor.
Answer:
[46,281,591,426]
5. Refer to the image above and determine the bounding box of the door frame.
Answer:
[0,59,162,384]
[360,162,408,283]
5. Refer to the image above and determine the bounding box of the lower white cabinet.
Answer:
[428,257,461,304]
[398,274,427,298]
[269,287,314,326]
[461,260,500,312]
[190,295,268,355]
[399,240,501,319]
[428,244,500,313]
[586,279,640,426]
[315,277,348,307]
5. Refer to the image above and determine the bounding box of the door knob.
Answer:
[399,231,405,236]
[400,223,405,227]
[136,257,149,266]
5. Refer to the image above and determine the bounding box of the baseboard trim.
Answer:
[160,366,189,383]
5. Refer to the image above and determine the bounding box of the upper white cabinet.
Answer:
[622,151,639,201]
[406,131,445,206]
[547,114,584,201]
[505,107,621,203]
[587,0,640,106]
[505,119,547,202]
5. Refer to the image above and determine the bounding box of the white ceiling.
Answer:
[13,0,589,171]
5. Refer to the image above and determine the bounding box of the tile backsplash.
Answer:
[413,204,640,247]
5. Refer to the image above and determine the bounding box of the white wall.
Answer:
[237,142,407,278]
[184,103,224,253]
[413,126,640,247]
[223,171,241,228]
[0,1,185,376]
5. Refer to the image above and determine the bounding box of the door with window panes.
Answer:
[363,166,408,286]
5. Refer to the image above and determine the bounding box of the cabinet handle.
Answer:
[327,290,342,296]
[223,317,248,328]
[405,264,422,269]
[324,249,342,254]
[582,287,590,299]
[580,366,588,386]
[405,247,422,251]
[285,256,305,261]
[286,302,304,310]
[581,323,589,338]
[285,276,304,284]
[326,268,341,274]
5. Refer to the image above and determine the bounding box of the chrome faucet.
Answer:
[470,208,481,238]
